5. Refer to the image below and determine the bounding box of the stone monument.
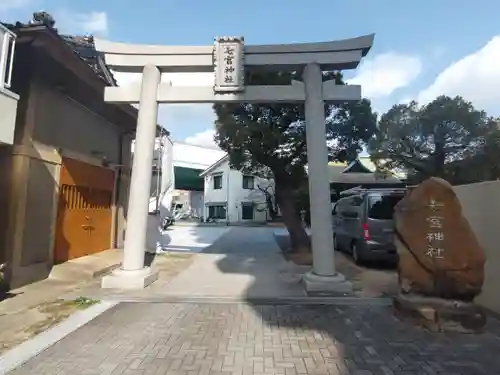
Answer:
[393,177,487,333]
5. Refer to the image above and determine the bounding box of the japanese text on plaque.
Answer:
[214,37,244,93]
[425,198,445,259]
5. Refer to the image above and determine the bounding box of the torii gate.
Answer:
[95,34,374,294]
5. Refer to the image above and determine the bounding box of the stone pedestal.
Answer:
[302,271,353,295]
[393,293,486,333]
[101,267,158,289]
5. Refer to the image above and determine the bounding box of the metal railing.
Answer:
[0,24,16,89]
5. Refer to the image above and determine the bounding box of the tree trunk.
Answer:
[257,185,278,220]
[275,182,311,254]
[265,193,278,220]
[434,128,446,177]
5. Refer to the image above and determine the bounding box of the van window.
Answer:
[345,196,362,206]
[336,198,349,209]
[368,194,404,220]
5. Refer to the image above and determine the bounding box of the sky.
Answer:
[2,0,500,150]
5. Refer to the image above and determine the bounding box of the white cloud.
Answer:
[54,10,108,35]
[417,35,500,115]
[113,72,216,137]
[78,11,108,34]
[0,0,30,12]
[159,103,215,135]
[184,129,220,149]
[398,96,412,105]
[348,52,422,99]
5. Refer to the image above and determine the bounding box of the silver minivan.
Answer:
[332,187,406,264]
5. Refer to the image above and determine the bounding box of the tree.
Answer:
[445,127,500,185]
[214,71,377,254]
[243,180,278,220]
[256,181,278,220]
[369,96,499,181]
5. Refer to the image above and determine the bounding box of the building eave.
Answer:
[199,154,229,177]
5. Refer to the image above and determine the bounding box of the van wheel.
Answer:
[351,242,362,265]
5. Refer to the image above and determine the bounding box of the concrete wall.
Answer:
[2,79,132,287]
[203,160,270,223]
[34,88,121,163]
[0,87,19,145]
[0,146,12,264]
[115,134,133,248]
[454,181,500,314]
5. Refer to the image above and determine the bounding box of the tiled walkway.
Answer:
[6,227,500,374]
[9,302,500,375]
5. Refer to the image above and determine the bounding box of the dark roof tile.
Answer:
[2,11,116,86]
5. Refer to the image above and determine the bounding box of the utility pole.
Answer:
[155,128,164,214]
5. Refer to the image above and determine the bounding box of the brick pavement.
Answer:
[8,302,500,375]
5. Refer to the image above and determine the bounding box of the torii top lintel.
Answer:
[94,34,374,74]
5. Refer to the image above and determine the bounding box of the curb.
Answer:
[0,301,118,374]
[62,294,393,306]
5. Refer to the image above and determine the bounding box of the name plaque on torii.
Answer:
[213,37,245,93]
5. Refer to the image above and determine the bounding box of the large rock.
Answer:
[394,177,485,302]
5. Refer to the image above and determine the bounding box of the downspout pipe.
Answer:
[112,129,134,248]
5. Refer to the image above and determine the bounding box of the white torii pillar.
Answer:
[302,63,351,293]
[96,35,374,292]
[101,65,161,288]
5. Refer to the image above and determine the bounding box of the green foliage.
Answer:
[70,297,100,309]
[213,71,377,185]
[369,95,500,181]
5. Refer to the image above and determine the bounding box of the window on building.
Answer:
[242,175,254,190]
[213,174,222,189]
[241,202,254,220]
[0,26,15,88]
[208,205,226,219]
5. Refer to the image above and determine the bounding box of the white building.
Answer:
[0,24,19,146]
[200,155,273,223]
[168,141,225,218]
[132,136,226,218]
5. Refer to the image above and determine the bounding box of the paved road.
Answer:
[7,227,500,374]
[161,227,308,299]
[9,302,500,375]
[146,217,231,253]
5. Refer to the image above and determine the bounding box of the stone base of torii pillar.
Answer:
[302,272,353,295]
[102,267,158,289]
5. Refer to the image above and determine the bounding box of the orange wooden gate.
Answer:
[54,157,115,263]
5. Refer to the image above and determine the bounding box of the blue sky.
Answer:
[2,0,500,148]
